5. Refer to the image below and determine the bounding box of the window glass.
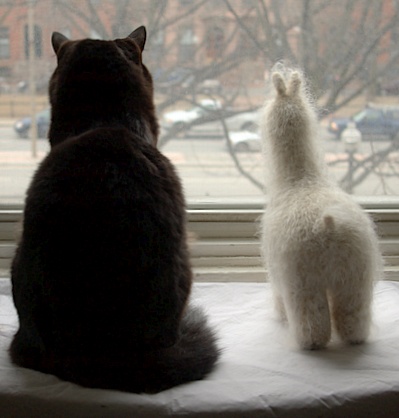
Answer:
[0,26,10,59]
[1,0,399,205]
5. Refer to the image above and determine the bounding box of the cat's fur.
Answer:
[10,27,219,392]
[260,68,382,349]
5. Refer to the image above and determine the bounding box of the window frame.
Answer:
[1,198,399,282]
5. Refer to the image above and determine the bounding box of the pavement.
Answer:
[0,151,47,165]
[0,119,16,127]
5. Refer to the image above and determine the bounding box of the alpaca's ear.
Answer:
[127,26,146,52]
[272,72,287,96]
[288,72,301,96]
[52,32,69,54]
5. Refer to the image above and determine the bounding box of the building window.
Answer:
[24,24,42,59]
[0,66,10,77]
[0,27,10,59]
[178,26,196,64]
[206,26,224,60]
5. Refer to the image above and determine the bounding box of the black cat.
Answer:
[10,26,219,393]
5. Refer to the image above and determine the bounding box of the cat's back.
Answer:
[24,126,186,277]
[35,126,175,200]
[32,123,182,213]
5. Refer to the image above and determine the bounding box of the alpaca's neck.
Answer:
[266,122,326,192]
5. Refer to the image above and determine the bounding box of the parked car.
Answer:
[14,108,50,139]
[162,99,222,130]
[227,110,260,133]
[162,101,260,138]
[328,104,399,140]
[225,130,261,153]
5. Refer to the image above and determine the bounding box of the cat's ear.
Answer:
[127,26,146,52]
[52,32,69,54]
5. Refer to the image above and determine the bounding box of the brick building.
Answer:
[0,0,265,92]
[0,0,397,95]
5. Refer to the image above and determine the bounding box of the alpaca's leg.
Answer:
[330,273,373,345]
[268,262,287,321]
[269,277,287,321]
[275,293,287,322]
[284,282,331,350]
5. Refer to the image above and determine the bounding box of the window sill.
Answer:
[1,202,399,281]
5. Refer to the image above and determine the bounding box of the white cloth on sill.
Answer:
[0,279,398,417]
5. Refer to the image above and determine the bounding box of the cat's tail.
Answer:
[139,305,220,393]
[38,305,219,394]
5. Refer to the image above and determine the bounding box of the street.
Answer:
[1,123,399,205]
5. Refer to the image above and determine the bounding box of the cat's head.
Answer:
[49,27,159,146]
[51,26,150,81]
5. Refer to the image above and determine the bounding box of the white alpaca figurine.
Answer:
[260,69,382,349]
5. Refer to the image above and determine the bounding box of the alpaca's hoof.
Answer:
[301,340,327,351]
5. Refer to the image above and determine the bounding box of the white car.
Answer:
[162,99,222,130]
[225,130,261,153]
[225,109,260,133]
[161,100,260,137]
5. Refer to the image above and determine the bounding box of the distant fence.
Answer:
[0,95,48,118]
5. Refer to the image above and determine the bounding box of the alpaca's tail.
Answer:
[319,204,380,262]
[321,204,366,232]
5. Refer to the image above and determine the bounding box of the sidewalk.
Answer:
[0,151,47,165]
[0,150,187,165]
[0,118,16,127]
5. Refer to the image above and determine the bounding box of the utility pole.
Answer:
[28,0,37,158]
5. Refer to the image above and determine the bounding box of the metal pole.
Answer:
[28,0,37,158]
[347,151,354,194]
